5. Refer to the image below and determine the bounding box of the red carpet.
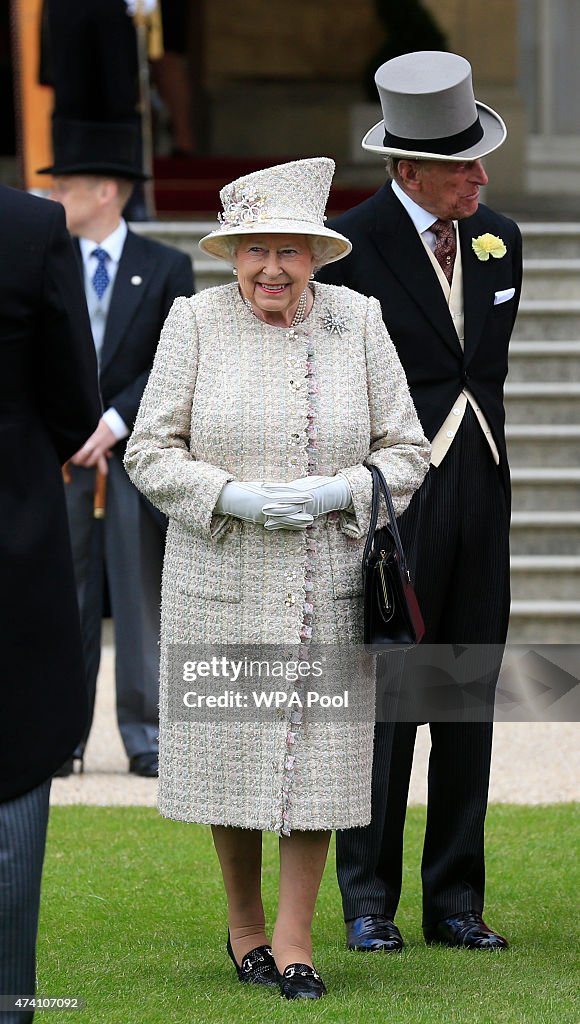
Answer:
[153,155,375,217]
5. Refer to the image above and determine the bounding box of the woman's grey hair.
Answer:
[222,233,337,270]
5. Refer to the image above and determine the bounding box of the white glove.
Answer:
[288,474,353,517]
[215,481,314,530]
[124,0,158,16]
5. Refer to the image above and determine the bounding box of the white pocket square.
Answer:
[494,287,515,305]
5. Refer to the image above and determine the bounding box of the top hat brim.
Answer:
[36,161,149,181]
[199,219,352,266]
[361,101,507,162]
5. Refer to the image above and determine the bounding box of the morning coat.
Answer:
[318,182,523,501]
[0,186,101,802]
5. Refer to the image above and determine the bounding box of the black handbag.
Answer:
[362,464,425,652]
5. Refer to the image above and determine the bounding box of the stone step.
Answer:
[507,600,580,643]
[510,511,580,556]
[135,220,580,260]
[504,382,580,424]
[519,223,580,259]
[132,221,216,266]
[511,468,580,511]
[522,260,580,300]
[506,425,580,467]
[510,555,580,600]
[513,300,580,341]
[195,258,231,291]
[133,223,580,304]
[508,341,580,382]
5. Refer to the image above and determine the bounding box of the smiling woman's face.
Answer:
[233,234,316,325]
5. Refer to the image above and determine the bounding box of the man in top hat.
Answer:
[38,124,194,778]
[318,51,522,950]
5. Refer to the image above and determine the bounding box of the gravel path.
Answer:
[50,635,580,808]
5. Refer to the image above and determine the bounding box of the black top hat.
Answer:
[37,118,149,180]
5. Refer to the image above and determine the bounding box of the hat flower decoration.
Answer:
[218,188,266,228]
[471,233,507,262]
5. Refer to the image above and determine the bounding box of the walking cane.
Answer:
[62,463,107,518]
[93,469,107,519]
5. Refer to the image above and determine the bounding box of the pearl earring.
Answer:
[232,268,238,276]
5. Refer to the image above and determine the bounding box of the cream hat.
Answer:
[199,157,351,265]
[362,51,507,162]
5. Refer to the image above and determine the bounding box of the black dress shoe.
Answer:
[53,754,84,778]
[277,963,326,1000]
[346,915,404,952]
[226,933,277,987]
[424,912,509,950]
[129,753,159,778]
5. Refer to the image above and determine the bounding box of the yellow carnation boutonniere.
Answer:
[472,233,507,261]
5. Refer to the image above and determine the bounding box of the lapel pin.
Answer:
[131,275,143,286]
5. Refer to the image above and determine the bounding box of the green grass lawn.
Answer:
[34,805,578,1024]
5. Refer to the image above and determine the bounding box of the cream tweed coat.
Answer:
[125,281,430,833]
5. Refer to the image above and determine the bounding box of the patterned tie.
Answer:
[432,219,456,283]
[91,247,110,300]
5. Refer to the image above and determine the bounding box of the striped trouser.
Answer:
[0,780,51,1023]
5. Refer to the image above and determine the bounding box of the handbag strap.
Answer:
[362,463,410,578]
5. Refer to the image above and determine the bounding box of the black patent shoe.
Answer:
[346,914,404,952]
[277,963,327,1000]
[226,933,278,987]
[424,912,508,950]
[129,752,159,778]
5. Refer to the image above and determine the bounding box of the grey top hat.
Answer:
[199,158,351,266]
[362,51,506,162]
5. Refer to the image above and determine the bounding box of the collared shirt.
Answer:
[391,178,450,253]
[79,219,129,440]
[390,180,499,466]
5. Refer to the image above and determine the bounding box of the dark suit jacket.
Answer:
[0,185,101,802]
[318,183,523,499]
[76,228,194,533]
[76,229,194,442]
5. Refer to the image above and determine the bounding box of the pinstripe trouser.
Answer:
[337,405,510,928]
[0,780,51,1023]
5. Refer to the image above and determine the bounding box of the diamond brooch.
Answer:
[321,309,348,336]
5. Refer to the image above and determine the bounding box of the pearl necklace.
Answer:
[242,286,309,327]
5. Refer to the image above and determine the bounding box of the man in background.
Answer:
[39,122,194,777]
[319,51,522,952]
[0,183,100,1022]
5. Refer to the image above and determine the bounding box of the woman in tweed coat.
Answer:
[125,158,430,999]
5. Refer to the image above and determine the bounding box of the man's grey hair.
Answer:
[384,155,401,181]
[385,155,429,182]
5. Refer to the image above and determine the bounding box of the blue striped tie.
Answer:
[91,247,110,300]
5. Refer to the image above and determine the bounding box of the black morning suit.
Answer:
[0,185,100,1020]
[0,185,100,802]
[66,229,194,759]
[318,182,522,928]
